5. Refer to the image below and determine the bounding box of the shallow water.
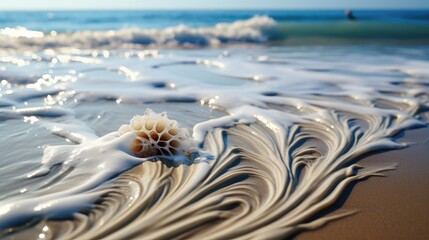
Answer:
[0,43,428,238]
[0,11,429,239]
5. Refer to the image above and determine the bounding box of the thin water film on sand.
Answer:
[0,14,428,239]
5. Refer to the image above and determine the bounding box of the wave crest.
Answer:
[0,16,276,50]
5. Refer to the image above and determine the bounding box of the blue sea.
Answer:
[1,10,429,47]
[0,9,429,240]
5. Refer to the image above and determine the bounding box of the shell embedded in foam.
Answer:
[118,109,193,158]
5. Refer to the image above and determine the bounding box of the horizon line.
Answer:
[1,8,429,11]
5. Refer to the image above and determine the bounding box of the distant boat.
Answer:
[345,9,356,20]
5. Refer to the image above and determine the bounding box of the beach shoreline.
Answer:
[298,127,429,239]
[0,10,429,239]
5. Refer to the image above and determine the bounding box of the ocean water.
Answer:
[0,10,429,239]
[1,10,429,49]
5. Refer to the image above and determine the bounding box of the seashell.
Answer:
[118,109,192,158]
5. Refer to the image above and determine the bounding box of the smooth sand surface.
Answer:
[297,127,429,240]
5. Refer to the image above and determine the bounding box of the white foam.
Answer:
[0,45,428,236]
[0,16,276,51]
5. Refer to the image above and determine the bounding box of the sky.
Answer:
[0,0,428,10]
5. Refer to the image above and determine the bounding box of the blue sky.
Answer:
[0,0,428,10]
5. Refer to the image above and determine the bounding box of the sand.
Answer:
[297,127,429,240]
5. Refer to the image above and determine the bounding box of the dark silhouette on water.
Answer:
[345,9,356,20]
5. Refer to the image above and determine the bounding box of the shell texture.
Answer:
[118,109,193,158]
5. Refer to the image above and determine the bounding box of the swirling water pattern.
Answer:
[0,44,428,239]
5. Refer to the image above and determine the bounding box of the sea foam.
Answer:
[0,16,276,51]
[0,43,428,238]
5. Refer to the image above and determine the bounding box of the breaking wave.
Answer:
[2,14,429,51]
[0,16,277,50]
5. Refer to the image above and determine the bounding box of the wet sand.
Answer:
[297,127,429,240]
